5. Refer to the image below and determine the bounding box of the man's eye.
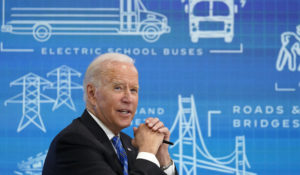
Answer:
[131,89,138,93]
[114,86,122,90]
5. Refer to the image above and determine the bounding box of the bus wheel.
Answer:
[142,25,160,43]
[33,23,52,42]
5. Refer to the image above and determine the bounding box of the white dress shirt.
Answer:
[87,110,175,175]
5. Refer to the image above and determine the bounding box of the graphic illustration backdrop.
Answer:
[0,0,299,174]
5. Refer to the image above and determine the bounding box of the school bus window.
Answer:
[213,2,229,16]
[193,2,209,16]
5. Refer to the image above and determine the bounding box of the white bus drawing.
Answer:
[1,0,170,43]
[183,0,238,43]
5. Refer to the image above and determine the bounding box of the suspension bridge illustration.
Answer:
[169,95,256,175]
[4,66,82,132]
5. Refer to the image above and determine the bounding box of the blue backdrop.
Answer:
[0,0,299,174]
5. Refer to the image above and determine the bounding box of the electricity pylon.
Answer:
[44,65,82,111]
[4,73,54,132]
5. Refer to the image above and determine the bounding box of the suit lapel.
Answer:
[80,110,124,174]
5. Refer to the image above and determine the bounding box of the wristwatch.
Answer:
[161,159,173,171]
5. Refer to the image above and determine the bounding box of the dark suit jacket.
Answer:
[42,110,170,175]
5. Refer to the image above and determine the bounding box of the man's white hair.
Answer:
[83,53,135,101]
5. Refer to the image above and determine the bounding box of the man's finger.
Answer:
[133,127,138,136]
[158,127,169,134]
[152,121,164,131]
[146,117,160,127]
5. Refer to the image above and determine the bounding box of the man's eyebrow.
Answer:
[112,81,122,85]
[111,80,124,85]
[132,85,139,89]
[111,79,139,88]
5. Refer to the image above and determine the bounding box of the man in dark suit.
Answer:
[43,53,176,175]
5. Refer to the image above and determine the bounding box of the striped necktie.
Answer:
[112,136,128,175]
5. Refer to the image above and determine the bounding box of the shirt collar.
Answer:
[87,109,117,140]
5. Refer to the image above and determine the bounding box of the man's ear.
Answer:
[86,84,97,106]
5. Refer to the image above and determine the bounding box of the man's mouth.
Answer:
[117,109,131,115]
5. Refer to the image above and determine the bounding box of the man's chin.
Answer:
[119,120,132,129]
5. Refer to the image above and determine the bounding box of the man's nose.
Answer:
[121,89,132,103]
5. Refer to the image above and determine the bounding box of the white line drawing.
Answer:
[208,110,221,137]
[240,0,247,8]
[274,82,296,92]
[0,42,34,52]
[276,25,300,72]
[1,0,170,43]
[4,73,55,133]
[14,150,48,175]
[13,171,22,175]
[181,0,242,43]
[169,95,256,175]
[210,43,243,53]
[44,65,83,111]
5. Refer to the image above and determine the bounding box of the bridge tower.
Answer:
[170,95,198,175]
[235,136,246,175]
[4,73,54,132]
[45,65,82,111]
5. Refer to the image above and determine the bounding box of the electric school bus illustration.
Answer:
[1,0,170,43]
[183,0,238,43]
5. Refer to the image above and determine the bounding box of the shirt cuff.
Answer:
[163,161,176,175]
[136,152,160,167]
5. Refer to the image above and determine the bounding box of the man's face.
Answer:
[91,61,139,134]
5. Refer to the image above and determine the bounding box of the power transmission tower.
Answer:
[44,65,82,111]
[4,73,54,132]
